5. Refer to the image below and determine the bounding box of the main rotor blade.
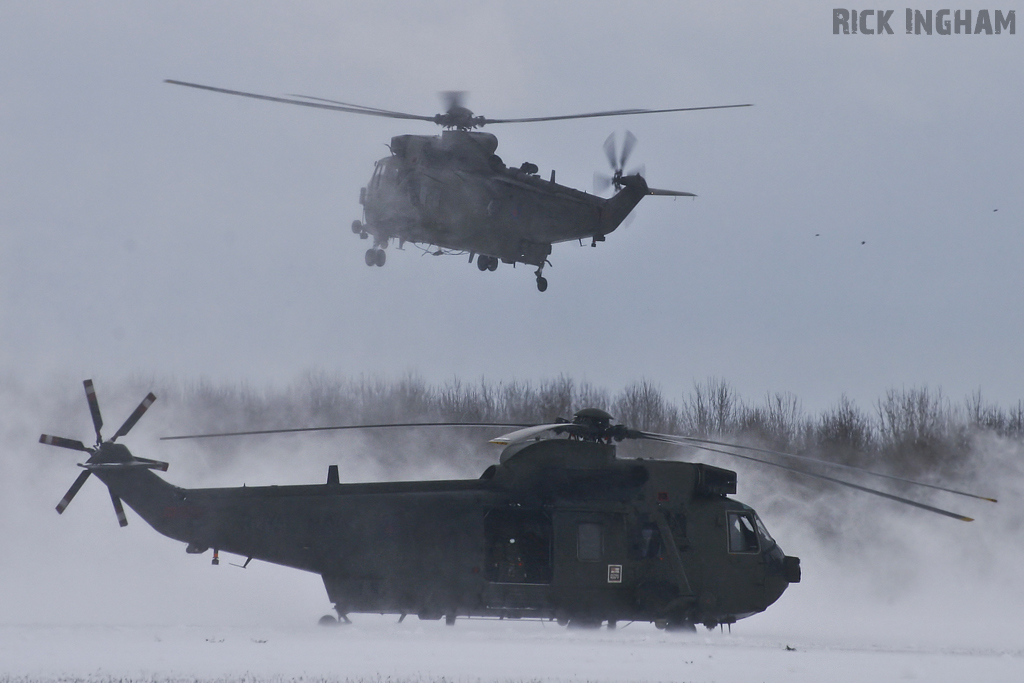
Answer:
[484,103,753,126]
[161,421,532,441]
[56,470,91,514]
[645,435,974,521]
[39,434,89,452]
[642,431,997,503]
[603,133,617,170]
[112,393,156,441]
[285,94,404,115]
[490,423,577,445]
[83,379,103,443]
[619,131,637,170]
[110,491,128,527]
[165,80,436,123]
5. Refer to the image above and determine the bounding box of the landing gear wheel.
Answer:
[375,249,386,267]
[477,254,489,271]
[318,614,338,626]
[365,249,377,267]
[351,220,363,234]
[536,276,548,292]
[487,256,498,272]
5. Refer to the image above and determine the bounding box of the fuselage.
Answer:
[94,438,798,627]
[359,131,644,267]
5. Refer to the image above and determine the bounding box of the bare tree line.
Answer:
[143,373,1023,478]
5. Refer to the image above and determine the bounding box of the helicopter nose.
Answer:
[763,547,800,607]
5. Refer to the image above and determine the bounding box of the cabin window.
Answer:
[629,520,663,560]
[577,522,603,561]
[727,511,760,554]
[637,522,662,559]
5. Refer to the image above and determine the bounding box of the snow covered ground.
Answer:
[1,616,1021,683]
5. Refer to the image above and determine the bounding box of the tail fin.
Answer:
[600,175,696,234]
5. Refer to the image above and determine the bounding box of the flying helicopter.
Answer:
[165,80,751,291]
[40,380,995,630]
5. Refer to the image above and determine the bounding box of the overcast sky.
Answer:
[2,1,1021,413]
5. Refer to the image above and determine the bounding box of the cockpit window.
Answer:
[727,511,760,554]
[754,514,776,550]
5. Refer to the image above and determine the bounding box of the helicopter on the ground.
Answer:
[166,80,751,291]
[41,381,993,630]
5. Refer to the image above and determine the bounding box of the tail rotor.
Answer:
[593,131,645,195]
[40,379,165,526]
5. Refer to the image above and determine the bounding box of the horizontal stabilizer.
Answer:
[648,188,696,197]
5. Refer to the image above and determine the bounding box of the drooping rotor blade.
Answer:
[39,434,89,452]
[644,434,974,521]
[483,103,753,126]
[56,470,91,514]
[109,491,128,527]
[619,131,637,170]
[642,431,996,503]
[490,423,577,445]
[165,80,436,123]
[603,133,618,170]
[111,393,156,442]
[161,421,531,441]
[83,379,103,443]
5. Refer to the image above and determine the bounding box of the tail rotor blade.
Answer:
[619,131,637,169]
[83,380,103,443]
[40,434,89,452]
[593,172,613,194]
[110,491,128,527]
[112,393,156,441]
[56,470,91,514]
[603,133,617,170]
